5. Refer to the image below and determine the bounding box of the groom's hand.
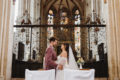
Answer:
[58,64,63,70]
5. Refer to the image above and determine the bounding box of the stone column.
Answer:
[0,0,5,79]
[0,0,14,80]
[107,0,120,80]
[17,0,24,17]
[38,0,47,63]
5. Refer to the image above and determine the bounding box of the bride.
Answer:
[56,43,79,80]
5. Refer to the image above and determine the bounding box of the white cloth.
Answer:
[25,69,55,80]
[56,56,68,80]
[64,69,95,80]
[68,46,79,69]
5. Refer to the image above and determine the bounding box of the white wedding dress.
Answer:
[55,56,68,80]
[56,46,79,80]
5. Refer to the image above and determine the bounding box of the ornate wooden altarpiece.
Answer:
[14,24,106,59]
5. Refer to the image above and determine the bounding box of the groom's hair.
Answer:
[49,37,57,42]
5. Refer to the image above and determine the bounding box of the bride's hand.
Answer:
[58,64,63,70]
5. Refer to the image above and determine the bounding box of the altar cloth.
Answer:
[25,69,95,80]
[64,69,95,80]
[25,69,55,80]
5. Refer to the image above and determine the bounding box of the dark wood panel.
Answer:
[12,57,43,78]
[14,24,106,28]
[83,57,108,78]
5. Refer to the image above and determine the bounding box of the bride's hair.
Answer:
[63,43,69,53]
[62,43,69,62]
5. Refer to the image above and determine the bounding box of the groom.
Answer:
[45,37,63,70]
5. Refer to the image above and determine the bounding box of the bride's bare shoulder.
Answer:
[61,51,67,57]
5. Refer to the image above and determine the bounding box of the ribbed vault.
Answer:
[42,0,85,16]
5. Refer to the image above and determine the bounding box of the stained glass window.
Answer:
[60,12,68,25]
[47,10,54,47]
[74,10,81,57]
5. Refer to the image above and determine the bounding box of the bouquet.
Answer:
[77,57,85,69]
[77,57,85,64]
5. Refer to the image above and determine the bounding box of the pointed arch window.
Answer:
[74,10,81,56]
[60,12,68,25]
[47,10,54,47]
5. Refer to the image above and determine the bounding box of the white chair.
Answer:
[64,69,95,80]
[25,69,55,80]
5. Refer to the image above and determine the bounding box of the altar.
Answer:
[25,69,95,80]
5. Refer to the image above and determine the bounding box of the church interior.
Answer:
[0,0,120,80]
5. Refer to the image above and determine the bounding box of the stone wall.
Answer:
[13,28,40,61]
[0,0,14,80]
[83,0,108,61]
[12,0,41,62]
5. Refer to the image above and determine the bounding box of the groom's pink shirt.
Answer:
[45,46,58,70]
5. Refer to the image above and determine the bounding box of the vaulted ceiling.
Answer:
[42,0,85,15]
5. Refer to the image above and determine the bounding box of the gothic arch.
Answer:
[45,6,57,23]
[72,6,82,16]
[44,0,84,17]
[70,0,84,16]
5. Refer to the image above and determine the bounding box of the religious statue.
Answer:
[21,10,31,24]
